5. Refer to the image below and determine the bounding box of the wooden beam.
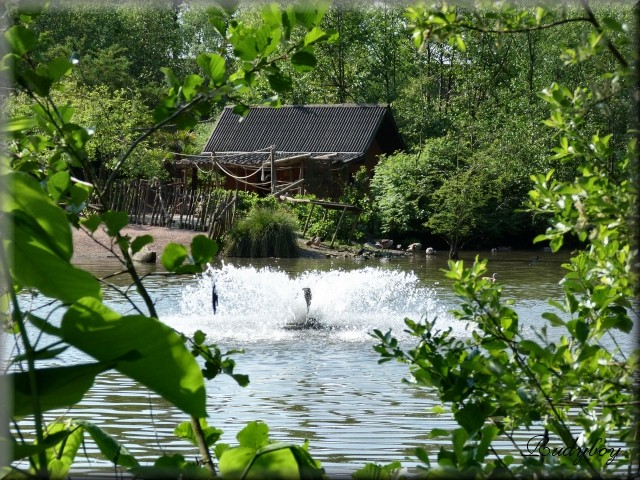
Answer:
[330,206,348,248]
[302,203,316,238]
[272,178,305,197]
[261,154,309,167]
[278,195,360,212]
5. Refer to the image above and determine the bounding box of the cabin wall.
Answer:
[175,135,394,200]
[363,139,383,173]
[303,159,336,198]
[217,141,386,199]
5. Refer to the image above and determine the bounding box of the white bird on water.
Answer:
[482,273,498,283]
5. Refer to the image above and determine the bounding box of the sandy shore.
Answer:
[71,224,334,260]
[71,225,204,260]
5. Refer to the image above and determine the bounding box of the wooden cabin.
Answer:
[171,104,405,200]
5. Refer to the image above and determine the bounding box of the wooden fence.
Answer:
[104,179,238,238]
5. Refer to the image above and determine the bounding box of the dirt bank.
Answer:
[71,225,347,261]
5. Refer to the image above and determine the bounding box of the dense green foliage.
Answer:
[367,1,638,478]
[224,205,300,258]
[361,2,632,254]
[1,1,332,477]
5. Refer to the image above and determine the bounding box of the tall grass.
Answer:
[224,206,300,258]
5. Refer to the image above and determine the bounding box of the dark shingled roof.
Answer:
[201,104,405,165]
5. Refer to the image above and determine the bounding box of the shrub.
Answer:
[224,206,300,258]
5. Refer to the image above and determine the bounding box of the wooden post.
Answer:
[213,154,219,190]
[330,206,348,248]
[302,203,316,238]
[270,146,276,194]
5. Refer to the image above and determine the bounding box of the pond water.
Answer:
[9,250,636,477]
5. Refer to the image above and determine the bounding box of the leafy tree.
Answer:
[370,138,456,238]
[366,1,638,478]
[425,158,497,259]
[29,0,186,97]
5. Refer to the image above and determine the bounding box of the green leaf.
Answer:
[47,170,71,203]
[415,447,430,466]
[237,421,270,449]
[295,3,327,28]
[291,50,317,73]
[353,462,401,480]
[174,264,204,275]
[191,235,218,264]
[174,419,223,448]
[575,319,589,343]
[43,422,84,477]
[19,69,53,96]
[266,72,292,93]
[12,345,68,363]
[287,444,324,479]
[130,454,192,478]
[80,214,102,233]
[303,27,328,46]
[131,234,154,255]
[215,443,231,461]
[232,103,249,116]
[454,402,485,435]
[208,8,228,37]
[518,339,546,358]
[69,183,91,207]
[451,428,468,464]
[46,57,73,82]
[428,428,450,438]
[162,242,189,271]
[182,74,204,101]
[476,425,499,462]
[601,17,626,33]
[231,374,250,387]
[2,171,73,260]
[222,443,307,480]
[173,111,199,131]
[3,116,37,133]
[101,210,128,236]
[73,420,140,468]
[193,330,206,346]
[233,37,259,62]
[281,8,294,40]
[61,298,206,418]
[541,311,566,327]
[219,447,255,478]
[196,53,226,85]
[12,431,69,462]
[160,66,180,89]
[9,211,101,303]
[4,25,36,55]
[11,363,107,418]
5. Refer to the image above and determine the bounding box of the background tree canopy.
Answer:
[5,0,633,252]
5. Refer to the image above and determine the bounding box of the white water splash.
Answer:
[166,263,457,343]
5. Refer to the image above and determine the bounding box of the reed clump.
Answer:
[224,206,300,258]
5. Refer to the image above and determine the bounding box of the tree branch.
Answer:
[456,16,592,34]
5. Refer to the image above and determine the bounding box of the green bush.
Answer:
[224,206,300,258]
